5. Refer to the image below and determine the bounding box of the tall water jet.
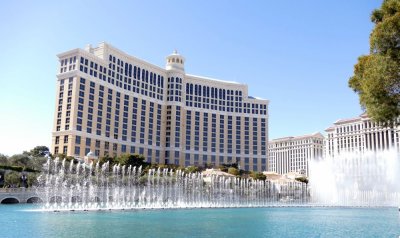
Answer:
[309,149,400,206]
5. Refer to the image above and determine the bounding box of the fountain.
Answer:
[36,159,308,211]
[309,149,400,206]
[35,149,400,211]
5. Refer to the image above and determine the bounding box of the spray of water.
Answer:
[35,159,308,211]
[309,149,400,206]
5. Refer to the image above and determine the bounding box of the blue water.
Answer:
[0,205,399,238]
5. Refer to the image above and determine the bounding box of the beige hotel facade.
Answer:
[325,113,400,157]
[268,133,324,176]
[52,42,269,171]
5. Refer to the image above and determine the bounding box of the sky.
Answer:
[0,0,382,156]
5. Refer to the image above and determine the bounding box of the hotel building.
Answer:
[325,113,400,157]
[52,42,269,171]
[268,133,324,176]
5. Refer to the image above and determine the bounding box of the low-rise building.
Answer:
[268,133,324,176]
[325,113,400,158]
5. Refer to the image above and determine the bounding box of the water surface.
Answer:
[1,205,399,238]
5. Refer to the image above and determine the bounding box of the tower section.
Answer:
[164,51,185,164]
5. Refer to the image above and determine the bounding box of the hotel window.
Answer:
[74,146,80,155]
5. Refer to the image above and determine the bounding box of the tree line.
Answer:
[0,146,269,188]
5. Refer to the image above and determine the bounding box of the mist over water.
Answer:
[309,149,400,206]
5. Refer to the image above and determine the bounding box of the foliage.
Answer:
[228,167,240,176]
[295,176,309,184]
[99,154,115,166]
[222,163,238,169]
[0,154,8,165]
[185,166,200,174]
[250,171,266,181]
[55,154,75,162]
[203,163,214,169]
[28,146,50,157]
[8,154,31,167]
[117,153,147,167]
[0,165,40,173]
[177,166,186,171]
[349,0,400,126]
[4,171,20,187]
[27,173,39,187]
[217,165,228,172]
[30,157,48,171]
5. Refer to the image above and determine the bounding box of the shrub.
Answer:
[185,166,200,174]
[295,177,309,184]
[228,167,239,176]
[250,172,266,181]
[4,171,20,187]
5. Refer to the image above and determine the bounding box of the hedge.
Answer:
[0,164,40,173]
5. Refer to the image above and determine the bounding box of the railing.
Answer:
[0,188,35,193]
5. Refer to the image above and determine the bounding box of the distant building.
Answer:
[325,113,400,157]
[268,133,324,176]
[51,42,269,171]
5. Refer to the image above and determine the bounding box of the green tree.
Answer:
[217,165,228,172]
[8,154,31,167]
[4,171,20,187]
[30,157,48,171]
[29,146,50,157]
[349,0,400,126]
[0,154,8,165]
[27,173,39,187]
[250,171,266,181]
[99,154,115,166]
[116,153,147,167]
[228,167,240,176]
[185,166,200,174]
[295,176,309,184]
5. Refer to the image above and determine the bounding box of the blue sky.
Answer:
[0,0,381,156]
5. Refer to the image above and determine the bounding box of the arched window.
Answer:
[172,58,175,63]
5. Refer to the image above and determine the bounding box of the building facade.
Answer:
[325,113,400,157]
[268,133,324,176]
[52,42,269,171]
